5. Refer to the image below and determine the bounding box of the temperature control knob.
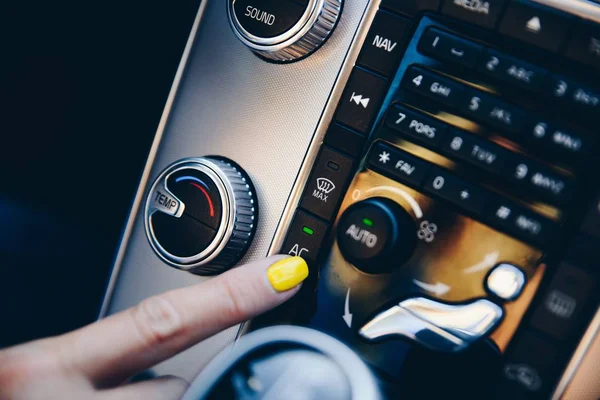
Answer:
[228,0,343,62]
[337,197,416,274]
[145,157,258,275]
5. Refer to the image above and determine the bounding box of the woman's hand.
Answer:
[0,255,308,400]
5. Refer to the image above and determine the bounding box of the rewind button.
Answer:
[336,68,388,134]
[350,92,371,108]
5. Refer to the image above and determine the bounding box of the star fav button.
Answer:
[368,142,431,187]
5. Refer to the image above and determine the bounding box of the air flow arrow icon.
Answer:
[413,279,450,296]
[343,288,353,328]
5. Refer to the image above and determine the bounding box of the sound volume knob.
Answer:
[145,157,258,275]
[337,197,417,274]
[228,0,343,62]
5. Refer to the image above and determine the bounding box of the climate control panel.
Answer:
[109,0,600,397]
[247,3,600,399]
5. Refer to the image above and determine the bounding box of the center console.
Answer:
[100,0,600,398]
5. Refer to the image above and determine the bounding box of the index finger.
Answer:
[55,255,308,386]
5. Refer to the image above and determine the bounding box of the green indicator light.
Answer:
[302,226,314,236]
[362,218,374,227]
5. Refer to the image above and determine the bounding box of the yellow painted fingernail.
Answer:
[267,257,309,292]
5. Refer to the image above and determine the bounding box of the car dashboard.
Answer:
[100,0,600,398]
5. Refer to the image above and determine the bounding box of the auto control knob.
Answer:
[145,157,258,275]
[337,197,416,274]
[228,0,342,62]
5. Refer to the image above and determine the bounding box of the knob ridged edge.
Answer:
[249,0,342,63]
[191,158,258,275]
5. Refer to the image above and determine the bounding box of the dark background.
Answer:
[1,0,201,347]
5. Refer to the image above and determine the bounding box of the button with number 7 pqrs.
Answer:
[386,104,448,146]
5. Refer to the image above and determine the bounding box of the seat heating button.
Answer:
[498,1,573,53]
[335,68,388,134]
[357,11,412,78]
[530,262,596,341]
[419,28,484,68]
[486,263,526,301]
[299,146,354,221]
[441,0,506,29]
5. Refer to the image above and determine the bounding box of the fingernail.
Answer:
[267,257,309,292]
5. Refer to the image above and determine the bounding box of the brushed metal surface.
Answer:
[562,323,600,400]
[532,0,600,23]
[100,0,371,381]
[553,307,600,400]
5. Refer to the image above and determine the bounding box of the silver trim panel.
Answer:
[98,0,210,319]
[552,307,600,399]
[532,0,600,23]
[359,298,503,352]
